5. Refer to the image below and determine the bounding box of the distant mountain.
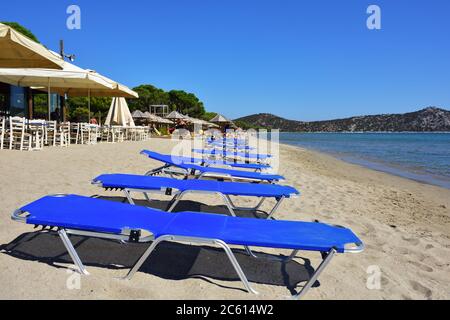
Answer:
[235,107,450,132]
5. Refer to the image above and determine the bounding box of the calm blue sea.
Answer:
[277,133,450,189]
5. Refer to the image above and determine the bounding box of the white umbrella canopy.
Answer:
[50,71,139,98]
[0,59,115,120]
[0,23,64,69]
[49,81,138,98]
[0,60,114,90]
[105,97,135,127]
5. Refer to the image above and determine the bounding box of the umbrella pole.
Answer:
[88,89,91,122]
[47,78,51,121]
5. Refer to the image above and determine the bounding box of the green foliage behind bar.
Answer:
[127,84,205,118]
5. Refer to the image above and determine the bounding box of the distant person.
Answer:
[90,117,98,125]
[51,108,60,122]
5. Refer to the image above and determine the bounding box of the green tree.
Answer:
[70,107,89,122]
[234,120,263,130]
[1,22,40,43]
[127,85,207,118]
[200,112,217,121]
[127,85,170,112]
[168,90,205,118]
[66,96,112,122]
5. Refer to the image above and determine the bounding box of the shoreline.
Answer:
[273,133,450,190]
[277,140,450,190]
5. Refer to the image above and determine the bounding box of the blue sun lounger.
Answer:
[207,138,247,144]
[207,138,249,146]
[193,148,272,160]
[12,194,364,299]
[93,174,299,218]
[208,141,256,151]
[141,150,283,183]
[141,150,271,172]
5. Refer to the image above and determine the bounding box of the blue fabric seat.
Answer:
[141,149,270,171]
[142,150,283,182]
[193,148,271,160]
[94,174,298,198]
[93,174,299,218]
[19,195,361,253]
[208,141,255,150]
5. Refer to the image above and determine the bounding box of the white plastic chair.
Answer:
[88,124,99,144]
[7,117,33,151]
[0,117,5,150]
[59,122,71,147]
[27,119,46,150]
[79,123,91,144]
[70,123,80,144]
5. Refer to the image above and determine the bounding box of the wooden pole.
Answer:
[47,78,51,121]
[27,87,33,119]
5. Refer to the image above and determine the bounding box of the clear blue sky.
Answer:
[2,0,450,120]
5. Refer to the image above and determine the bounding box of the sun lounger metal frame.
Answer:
[11,195,364,299]
[144,150,272,173]
[142,151,283,183]
[193,148,272,164]
[92,176,296,219]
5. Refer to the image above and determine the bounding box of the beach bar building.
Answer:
[0,23,137,121]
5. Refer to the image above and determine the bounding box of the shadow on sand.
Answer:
[1,197,318,295]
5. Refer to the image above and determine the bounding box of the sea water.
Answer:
[277,132,450,189]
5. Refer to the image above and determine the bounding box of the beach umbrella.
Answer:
[0,60,114,120]
[210,113,236,128]
[184,115,203,125]
[104,97,135,127]
[48,71,139,99]
[155,115,173,124]
[0,23,64,69]
[143,111,156,121]
[0,62,113,89]
[205,122,220,128]
[166,111,186,120]
[210,114,232,123]
[132,110,146,119]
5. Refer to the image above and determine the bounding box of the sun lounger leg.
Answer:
[124,236,169,280]
[293,248,336,299]
[167,191,238,216]
[244,246,258,258]
[123,189,135,205]
[254,197,266,210]
[287,249,299,262]
[267,196,285,220]
[219,194,239,217]
[224,194,283,219]
[224,195,266,212]
[244,246,299,262]
[58,229,90,275]
[143,192,151,202]
[214,240,259,295]
[167,194,182,212]
[124,235,258,295]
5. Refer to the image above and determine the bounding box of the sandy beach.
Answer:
[0,138,449,300]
